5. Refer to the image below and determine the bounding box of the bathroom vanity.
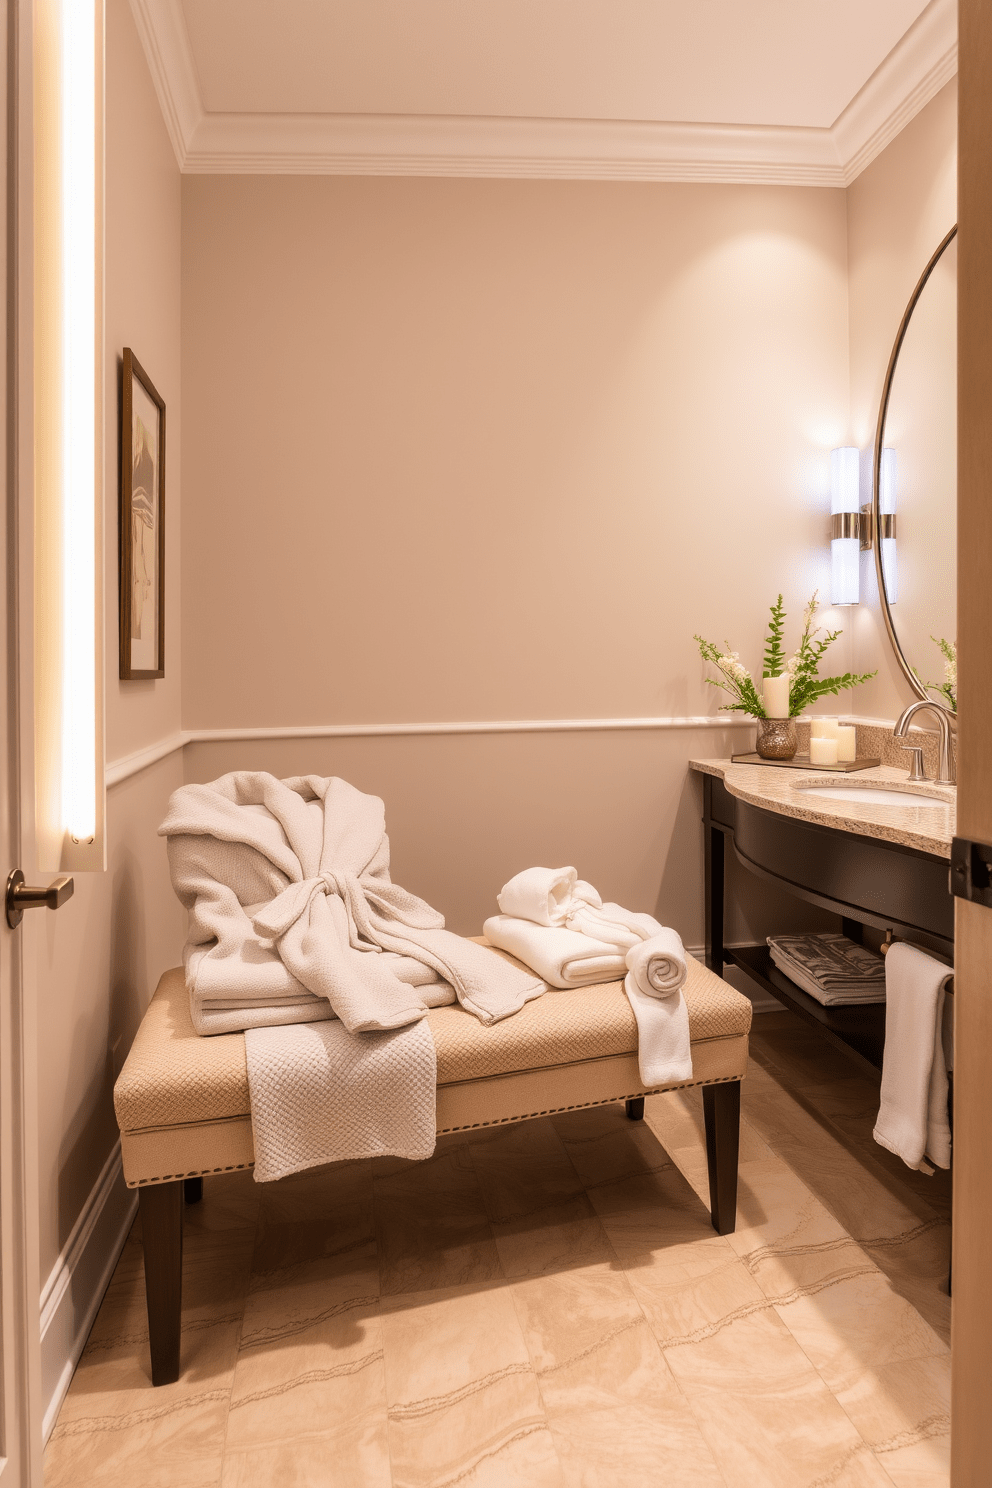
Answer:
[691,758,955,1071]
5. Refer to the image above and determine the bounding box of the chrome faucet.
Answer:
[893,700,957,785]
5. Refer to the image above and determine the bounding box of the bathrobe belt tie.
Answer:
[252,869,378,947]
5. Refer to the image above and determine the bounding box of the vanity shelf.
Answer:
[725,944,886,1071]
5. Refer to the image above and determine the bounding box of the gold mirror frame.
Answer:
[871,224,957,719]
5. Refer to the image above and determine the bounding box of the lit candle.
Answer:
[809,736,839,765]
[810,718,840,740]
[763,674,790,718]
[836,725,856,762]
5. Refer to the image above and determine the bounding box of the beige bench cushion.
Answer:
[115,948,751,1187]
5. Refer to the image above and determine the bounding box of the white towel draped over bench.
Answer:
[161,772,542,1179]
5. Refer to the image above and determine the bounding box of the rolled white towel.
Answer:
[625,928,687,997]
[497,866,578,926]
[623,930,692,1087]
[483,915,626,988]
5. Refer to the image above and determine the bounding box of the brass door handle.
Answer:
[5,869,74,929]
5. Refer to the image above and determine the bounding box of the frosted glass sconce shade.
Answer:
[830,446,860,607]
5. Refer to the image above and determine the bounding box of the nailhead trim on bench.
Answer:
[124,1073,744,1186]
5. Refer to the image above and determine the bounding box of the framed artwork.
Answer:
[120,348,165,679]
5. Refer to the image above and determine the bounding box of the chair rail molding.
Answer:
[106,713,932,789]
[129,0,956,185]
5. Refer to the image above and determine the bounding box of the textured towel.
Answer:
[245,1017,437,1182]
[874,942,952,1172]
[482,915,626,988]
[624,930,693,1085]
[161,773,542,1034]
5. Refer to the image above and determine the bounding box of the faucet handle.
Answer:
[900,744,927,782]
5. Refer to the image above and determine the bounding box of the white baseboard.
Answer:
[40,1142,138,1442]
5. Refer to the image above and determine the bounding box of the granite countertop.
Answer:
[690,757,955,859]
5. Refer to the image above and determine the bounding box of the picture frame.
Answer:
[119,348,165,679]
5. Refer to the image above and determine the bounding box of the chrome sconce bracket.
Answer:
[829,507,896,552]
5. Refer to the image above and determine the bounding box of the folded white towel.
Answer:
[483,915,626,988]
[624,931,693,1086]
[497,866,581,926]
[873,942,952,1172]
[245,1016,436,1182]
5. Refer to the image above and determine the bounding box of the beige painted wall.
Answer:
[181,177,850,728]
[847,80,958,720]
[180,175,851,944]
[32,0,185,1280]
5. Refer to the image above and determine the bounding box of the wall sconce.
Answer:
[830,447,860,606]
[828,445,897,608]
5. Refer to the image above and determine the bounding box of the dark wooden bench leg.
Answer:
[625,1097,645,1121]
[183,1176,203,1205]
[139,1180,184,1385]
[702,1080,741,1235]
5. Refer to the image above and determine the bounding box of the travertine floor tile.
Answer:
[727,1158,879,1299]
[550,1102,678,1190]
[381,1282,564,1487]
[373,1145,502,1296]
[835,1353,951,1487]
[664,1307,896,1488]
[512,1262,725,1486]
[774,1268,948,1395]
[469,1115,584,1222]
[586,1160,724,1256]
[864,1223,952,1347]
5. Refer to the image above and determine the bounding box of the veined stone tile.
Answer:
[468,1115,584,1224]
[550,1102,678,1191]
[45,1382,233,1488]
[774,1268,948,1396]
[726,1157,880,1300]
[381,1282,563,1487]
[373,1144,502,1296]
[664,1306,896,1488]
[835,1351,950,1488]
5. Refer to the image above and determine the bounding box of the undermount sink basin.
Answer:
[797,785,950,807]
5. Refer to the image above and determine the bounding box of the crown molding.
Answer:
[132,0,956,184]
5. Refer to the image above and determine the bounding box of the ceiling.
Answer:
[130,0,957,184]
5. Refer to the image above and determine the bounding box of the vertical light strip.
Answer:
[60,0,96,845]
[829,446,860,607]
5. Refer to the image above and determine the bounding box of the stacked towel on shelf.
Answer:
[767,933,887,1006]
[874,941,953,1172]
[486,866,692,1086]
[161,772,543,1178]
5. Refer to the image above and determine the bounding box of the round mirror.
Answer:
[873,227,957,713]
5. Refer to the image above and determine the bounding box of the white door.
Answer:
[0,2,45,1483]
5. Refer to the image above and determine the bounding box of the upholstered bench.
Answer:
[114,950,752,1385]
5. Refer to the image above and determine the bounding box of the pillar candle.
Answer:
[809,736,839,765]
[810,718,840,740]
[763,674,790,718]
[836,725,857,762]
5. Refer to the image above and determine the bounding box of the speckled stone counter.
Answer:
[690,757,955,859]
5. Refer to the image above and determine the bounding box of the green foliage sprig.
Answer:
[762,594,787,678]
[920,636,956,712]
[695,592,876,719]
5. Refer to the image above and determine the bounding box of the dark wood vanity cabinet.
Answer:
[702,772,954,1071]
